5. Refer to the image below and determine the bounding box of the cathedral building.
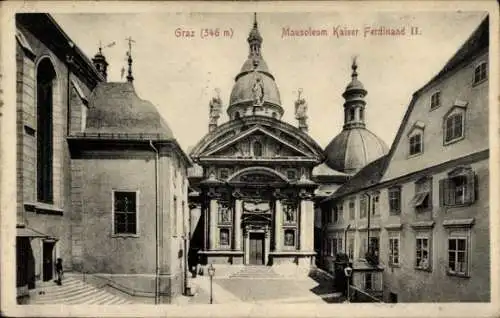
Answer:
[188,16,325,270]
[15,13,190,304]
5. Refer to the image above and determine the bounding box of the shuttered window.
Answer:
[439,168,477,206]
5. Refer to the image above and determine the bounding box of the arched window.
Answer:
[37,58,56,203]
[349,108,355,122]
[272,112,277,119]
[253,141,263,157]
[359,108,364,121]
[234,112,241,120]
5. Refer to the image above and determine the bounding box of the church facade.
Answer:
[15,13,191,304]
[189,17,325,269]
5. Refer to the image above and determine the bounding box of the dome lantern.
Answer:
[323,58,388,175]
[227,13,284,121]
[342,57,368,130]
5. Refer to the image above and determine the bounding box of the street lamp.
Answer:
[208,264,215,304]
[344,265,353,303]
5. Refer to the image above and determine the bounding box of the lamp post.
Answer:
[208,264,215,304]
[344,265,353,303]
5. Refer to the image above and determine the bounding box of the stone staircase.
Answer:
[228,266,284,279]
[29,276,136,305]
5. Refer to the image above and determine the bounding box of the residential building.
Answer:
[319,15,490,302]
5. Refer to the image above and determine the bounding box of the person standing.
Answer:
[55,258,63,285]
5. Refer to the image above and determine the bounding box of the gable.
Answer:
[205,126,309,158]
[190,117,325,162]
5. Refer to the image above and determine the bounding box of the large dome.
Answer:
[229,70,281,108]
[226,15,284,120]
[324,128,388,175]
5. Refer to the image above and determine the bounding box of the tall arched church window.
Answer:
[253,141,263,157]
[37,58,56,203]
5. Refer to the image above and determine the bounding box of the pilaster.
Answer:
[233,190,243,251]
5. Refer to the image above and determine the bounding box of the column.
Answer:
[300,199,307,251]
[264,226,271,265]
[209,198,218,250]
[305,200,315,251]
[244,226,250,264]
[234,198,242,251]
[274,199,282,251]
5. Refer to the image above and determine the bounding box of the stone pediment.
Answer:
[200,125,311,159]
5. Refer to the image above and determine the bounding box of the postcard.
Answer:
[1,1,498,317]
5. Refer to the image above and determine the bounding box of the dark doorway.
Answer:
[249,233,264,265]
[42,241,55,281]
[390,292,398,303]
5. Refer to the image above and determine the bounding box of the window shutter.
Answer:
[439,179,446,206]
[474,174,479,202]
[465,172,476,204]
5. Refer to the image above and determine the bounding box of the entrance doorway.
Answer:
[249,233,265,265]
[42,241,55,281]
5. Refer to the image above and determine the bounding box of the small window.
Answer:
[219,228,230,247]
[473,62,487,84]
[348,200,355,220]
[359,108,364,121]
[371,193,380,216]
[388,187,401,214]
[430,91,441,109]
[409,133,423,155]
[113,191,138,235]
[284,229,296,247]
[272,112,277,119]
[415,236,431,270]
[234,112,241,119]
[445,113,464,143]
[448,237,468,276]
[253,141,263,157]
[389,234,400,266]
[349,108,355,121]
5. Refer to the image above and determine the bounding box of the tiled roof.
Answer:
[424,15,488,90]
[322,155,388,202]
[85,82,173,138]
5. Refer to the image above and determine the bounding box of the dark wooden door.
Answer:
[42,241,54,281]
[249,233,264,265]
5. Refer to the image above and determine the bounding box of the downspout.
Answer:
[149,140,160,304]
[366,193,371,258]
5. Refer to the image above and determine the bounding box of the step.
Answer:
[35,284,95,301]
[36,287,101,304]
[88,291,115,305]
[65,290,111,305]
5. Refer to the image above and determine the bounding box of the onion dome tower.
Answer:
[227,13,283,120]
[324,59,388,175]
[92,45,108,81]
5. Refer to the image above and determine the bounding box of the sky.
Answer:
[52,10,487,152]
